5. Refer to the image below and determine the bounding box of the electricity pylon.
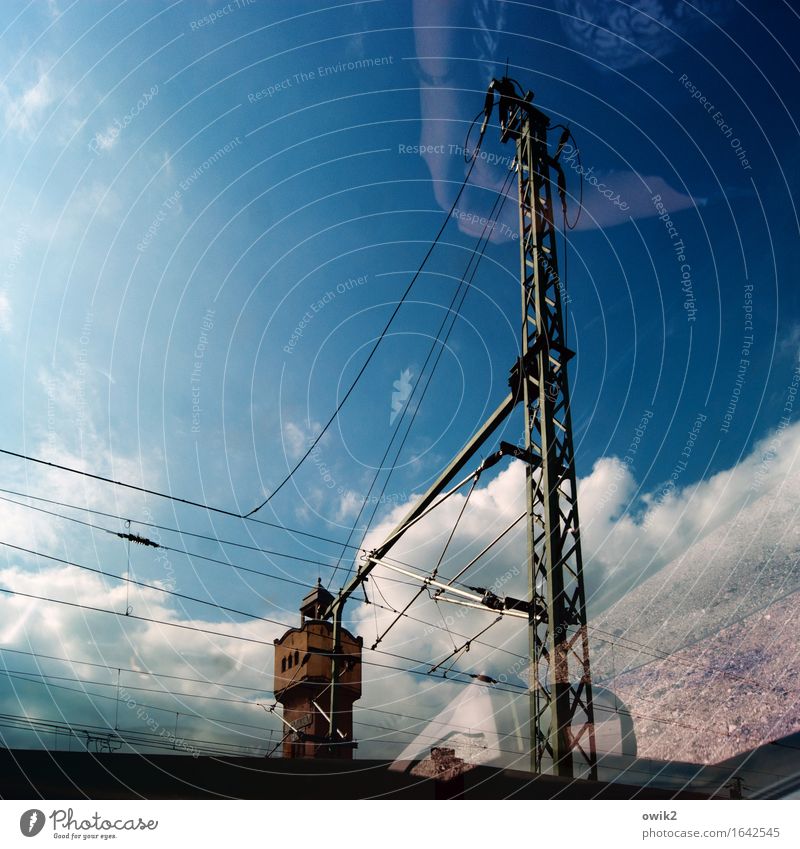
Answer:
[496,78,597,778]
[324,77,596,779]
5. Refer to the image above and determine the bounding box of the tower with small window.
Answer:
[273,581,362,758]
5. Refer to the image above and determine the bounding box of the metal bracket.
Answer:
[498,441,540,467]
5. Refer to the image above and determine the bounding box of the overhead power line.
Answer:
[0,483,612,701]
[0,666,262,707]
[0,539,291,628]
[245,156,481,516]
[6,633,790,776]
[0,488,421,591]
[0,448,243,519]
[0,644,273,695]
[2,659,775,768]
[0,711,267,759]
[1,487,536,669]
[0,481,365,550]
[0,493,321,591]
[0,584,524,694]
[0,585,286,647]
[334,166,517,589]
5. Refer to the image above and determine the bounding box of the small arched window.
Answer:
[281,656,286,673]
[288,653,293,669]
[294,650,300,666]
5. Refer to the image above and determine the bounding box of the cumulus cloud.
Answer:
[4,355,800,761]
[282,419,320,460]
[333,414,800,760]
[0,359,157,560]
[1,70,54,137]
[335,489,363,522]
[0,291,11,334]
[356,415,800,626]
[581,418,800,608]
[0,563,283,755]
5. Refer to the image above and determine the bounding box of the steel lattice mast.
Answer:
[498,83,597,778]
[322,77,596,780]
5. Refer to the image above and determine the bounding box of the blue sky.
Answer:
[0,0,798,767]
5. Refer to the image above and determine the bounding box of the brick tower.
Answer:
[273,581,362,758]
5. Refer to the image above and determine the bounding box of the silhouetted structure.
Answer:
[273,581,362,758]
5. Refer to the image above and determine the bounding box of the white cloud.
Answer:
[327,415,800,760]
[580,420,800,607]
[335,490,363,522]
[92,126,119,151]
[282,421,307,459]
[0,351,287,755]
[779,322,800,364]
[282,419,322,460]
[0,563,283,755]
[1,71,54,137]
[5,363,800,762]
[0,291,10,334]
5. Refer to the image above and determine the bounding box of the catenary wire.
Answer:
[349,167,517,586]
[0,496,534,668]
[2,639,792,780]
[246,155,481,516]
[0,165,479,524]
[0,539,293,628]
[327,166,516,588]
[0,488,423,591]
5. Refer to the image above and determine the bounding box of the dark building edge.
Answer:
[0,749,710,800]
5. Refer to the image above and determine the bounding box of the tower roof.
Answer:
[300,579,335,623]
